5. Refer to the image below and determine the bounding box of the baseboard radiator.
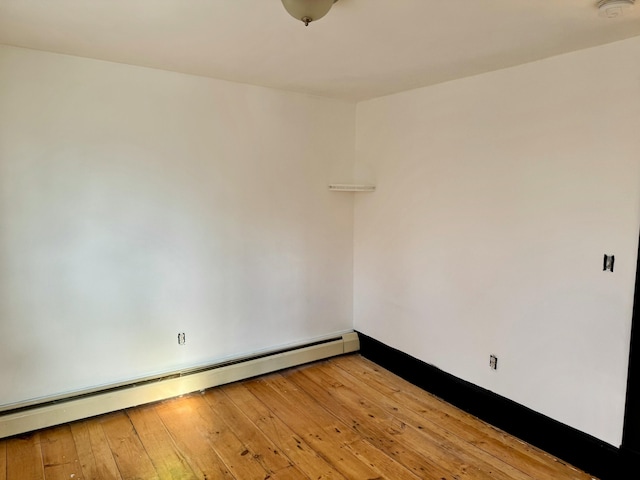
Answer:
[0,331,360,439]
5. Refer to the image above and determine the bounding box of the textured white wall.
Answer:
[0,46,355,406]
[354,36,640,446]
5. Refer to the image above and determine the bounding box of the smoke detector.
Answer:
[598,0,635,17]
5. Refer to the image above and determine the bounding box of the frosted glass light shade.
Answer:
[598,0,634,17]
[281,0,336,25]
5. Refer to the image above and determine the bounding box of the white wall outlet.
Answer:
[490,355,498,370]
[603,254,615,272]
[178,332,186,345]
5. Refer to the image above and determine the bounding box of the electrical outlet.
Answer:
[178,332,186,345]
[489,355,498,370]
[603,254,615,272]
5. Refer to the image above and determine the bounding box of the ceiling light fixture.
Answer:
[598,0,635,17]
[281,0,339,26]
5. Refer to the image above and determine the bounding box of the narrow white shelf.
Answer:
[328,184,376,192]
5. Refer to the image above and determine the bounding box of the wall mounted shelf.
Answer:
[328,184,376,192]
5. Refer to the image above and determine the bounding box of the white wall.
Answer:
[354,36,640,446]
[0,46,355,406]
[3,37,639,448]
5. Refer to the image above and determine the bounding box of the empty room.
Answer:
[1,1,640,479]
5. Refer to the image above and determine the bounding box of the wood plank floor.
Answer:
[0,354,598,479]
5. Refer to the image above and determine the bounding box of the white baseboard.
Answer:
[0,331,359,439]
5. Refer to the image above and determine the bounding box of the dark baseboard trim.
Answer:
[620,446,640,473]
[357,332,622,480]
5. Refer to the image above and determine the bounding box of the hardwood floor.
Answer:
[0,354,597,479]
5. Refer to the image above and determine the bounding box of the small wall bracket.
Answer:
[328,184,376,192]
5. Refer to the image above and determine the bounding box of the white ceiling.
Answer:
[1,0,639,101]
